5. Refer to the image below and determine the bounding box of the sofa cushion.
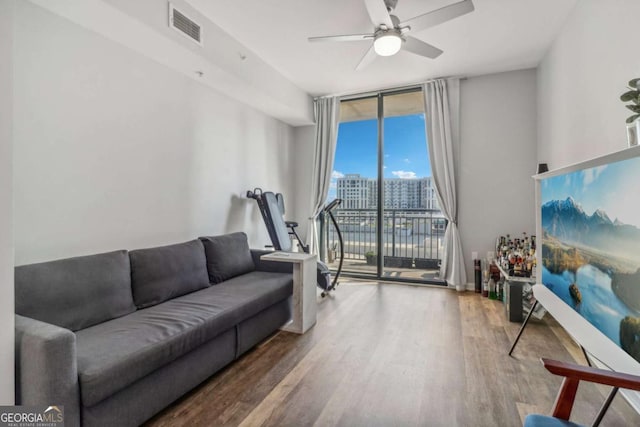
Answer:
[199,232,255,283]
[129,239,210,309]
[76,271,293,406]
[15,250,135,331]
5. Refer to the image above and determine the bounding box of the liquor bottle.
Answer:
[531,253,537,278]
[474,259,482,293]
[488,278,497,300]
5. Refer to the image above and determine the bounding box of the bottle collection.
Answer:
[475,232,536,302]
[495,232,536,278]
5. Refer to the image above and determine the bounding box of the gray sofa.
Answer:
[14,232,293,427]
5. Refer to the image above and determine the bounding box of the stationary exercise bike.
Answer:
[246,188,343,296]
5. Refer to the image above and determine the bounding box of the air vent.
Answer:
[169,3,202,46]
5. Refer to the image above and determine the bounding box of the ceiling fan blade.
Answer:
[308,34,374,43]
[364,0,393,28]
[356,45,377,71]
[403,37,443,59]
[401,0,474,32]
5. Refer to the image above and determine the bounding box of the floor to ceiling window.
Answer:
[323,87,446,285]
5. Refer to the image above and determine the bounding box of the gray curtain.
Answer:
[307,97,340,255]
[423,79,467,291]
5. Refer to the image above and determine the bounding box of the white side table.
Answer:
[260,251,317,334]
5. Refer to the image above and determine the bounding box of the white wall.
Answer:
[538,0,640,168]
[13,1,295,265]
[459,69,538,283]
[0,0,15,405]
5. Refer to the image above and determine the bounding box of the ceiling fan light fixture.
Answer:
[374,33,402,56]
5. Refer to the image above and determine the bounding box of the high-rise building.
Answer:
[336,174,439,210]
[336,174,375,209]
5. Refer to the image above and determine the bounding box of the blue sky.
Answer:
[541,155,640,226]
[329,114,430,198]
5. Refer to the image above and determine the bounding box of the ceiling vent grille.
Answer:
[169,4,202,46]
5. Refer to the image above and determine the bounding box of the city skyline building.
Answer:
[336,174,439,211]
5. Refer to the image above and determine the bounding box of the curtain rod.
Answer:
[314,75,467,101]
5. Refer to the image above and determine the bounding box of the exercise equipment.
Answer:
[246,188,344,296]
[322,198,344,291]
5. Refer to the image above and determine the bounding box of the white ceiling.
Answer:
[186,0,578,97]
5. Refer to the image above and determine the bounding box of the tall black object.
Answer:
[505,282,524,322]
[474,259,482,293]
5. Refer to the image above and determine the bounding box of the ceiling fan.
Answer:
[308,0,475,70]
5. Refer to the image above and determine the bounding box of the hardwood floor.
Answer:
[145,281,640,427]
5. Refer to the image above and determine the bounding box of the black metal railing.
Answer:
[322,208,446,269]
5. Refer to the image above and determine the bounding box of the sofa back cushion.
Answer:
[130,239,210,308]
[15,250,136,331]
[199,232,255,284]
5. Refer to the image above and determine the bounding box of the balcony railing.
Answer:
[322,208,446,269]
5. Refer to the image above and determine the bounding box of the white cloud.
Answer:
[391,170,417,179]
[403,158,411,164]
[331,170,345,179]
[329,182,337,189]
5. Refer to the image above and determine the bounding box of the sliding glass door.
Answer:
[324,88,445,285]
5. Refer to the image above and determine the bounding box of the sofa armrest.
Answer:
[250,249,294,274]
[15,314,80,427]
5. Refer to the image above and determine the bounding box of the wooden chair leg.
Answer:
[552,377,580,420]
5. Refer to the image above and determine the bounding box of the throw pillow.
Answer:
[199,232,255,283]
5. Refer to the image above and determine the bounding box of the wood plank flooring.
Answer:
[145,282,640,427]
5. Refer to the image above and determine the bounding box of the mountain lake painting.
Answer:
[541,156,640,363]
